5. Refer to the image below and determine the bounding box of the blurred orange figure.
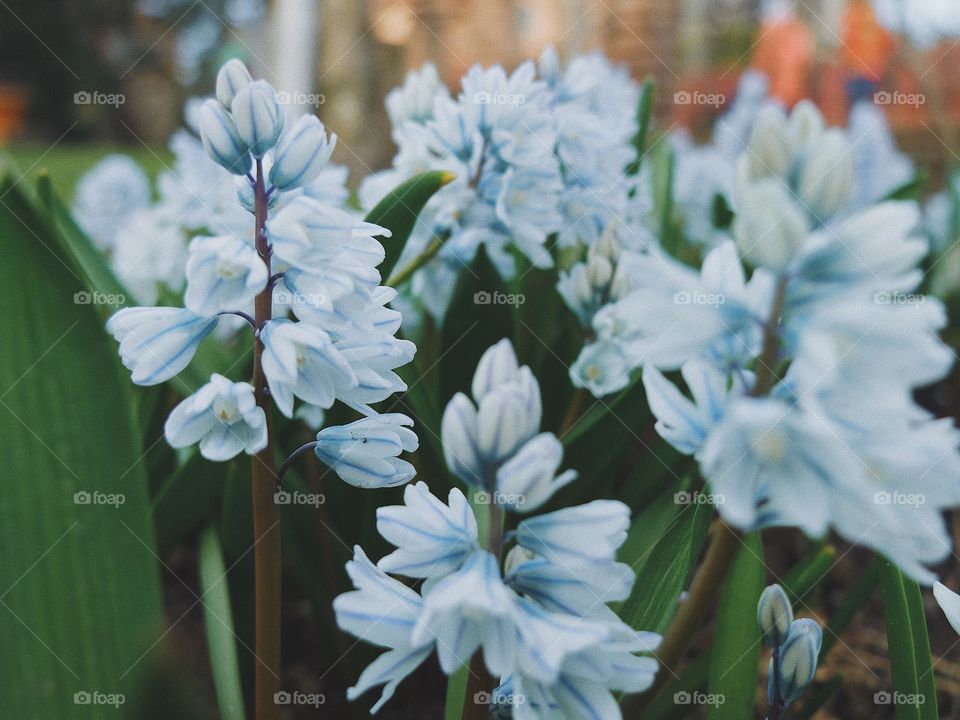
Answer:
[753,0,813,108]
[841,0,896,105]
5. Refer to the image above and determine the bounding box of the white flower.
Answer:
[215,58,252,109]
[570,340,632,397]
[269,114,337,191]
[934,582,960,636]
[106,306,217,386]
[231,79,283,157]
[72,155,150,251]
[314,413,418,488]
[515,500,630,566]
[376,482,478,577]
[733,175,809,271]
[183,235,267,316]
[198,99,251,175]
[411,550,517,676]
[495,433,577,513]
[333,547,434,714]
[260,319,356,417]
[164,374,266,460]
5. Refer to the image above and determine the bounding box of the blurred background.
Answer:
[4,0,960,191]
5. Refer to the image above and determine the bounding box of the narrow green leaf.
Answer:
[364,170,455,282]
[0,176,164,715]
[627,78,656,176]
[708,532,764,720]
[198,528,246,720]
[879,559,937,720]
[619,502,714,633]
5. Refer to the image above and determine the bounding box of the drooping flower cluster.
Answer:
[590,100,960,582]
[669,70,915,252]
[360,49,650,321]
[74,95,350,308]
[105,59,418,488]
[333,340,660,718]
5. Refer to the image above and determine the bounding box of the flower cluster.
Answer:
[359,49,650,321]
[669,70,915,252]
[333,340,660,718]
[588,100,960,582]
[74,94,349,308]
[105,60,418,488]
[757,584,822,714]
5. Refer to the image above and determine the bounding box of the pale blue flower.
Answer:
[215,58,252,109]
[757,584,793,648]
[230,79,283,157]
[314,413,418,488]
[934,582,960,636]
[515,500,630,567]
[72,155,150,251]
[269,114,337,191]
[495,433,577,513]
[107,306,218,386]
[198,99,251,175]
[333,547,433,714]
[569,340,632,397]
[410,549,517,676]
[183,234,267,316]
[772,619,822,704]
[376,481,478,578]
[164,373,266,460]
[385,62,446,125]
[260,319,356,417]
[332,334,416,412]
[505,553,634,618]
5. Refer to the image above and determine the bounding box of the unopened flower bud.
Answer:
[757,583,793,647]
[734,176,809,271]
[586,254,613,290]
[796,128,853,222]
[231,80,284,158]
[216,58,252,109]
[787,100,825,153]
[269,114,337,191]
[776,618,822,703]
[592,224,621,263]
[745,105,792,181]
[199,99,251,176]
[235,176,280,213]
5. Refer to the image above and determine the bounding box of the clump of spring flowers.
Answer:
[106,59,418,487]
[333,340,661,718]
[757,584,822,718]
[586,99,960,582]
[359,48,653,322]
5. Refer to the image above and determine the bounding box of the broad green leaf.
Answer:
[364,170,455,282]
[619,502,713,633]
[708,532,764,720]
[0,176,164,715]
[440,246,513,402]
[879,559,938,720]
[199,528,246,720]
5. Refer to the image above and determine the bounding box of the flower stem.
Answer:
[624,521,742,714]
[251,159,282,720]
[385,232,449,288]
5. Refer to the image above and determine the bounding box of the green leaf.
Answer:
[152,452,227,555]
[878,559,938,720]
[0,176,164,715]
[440,246,513,402]
[627,78,656,176]
[364,170,455,282]
[619,502,713,633]
[708,532,764,720]
[198,528,246,720]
